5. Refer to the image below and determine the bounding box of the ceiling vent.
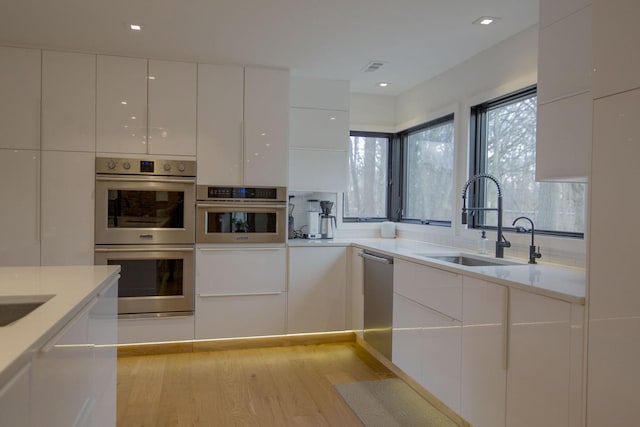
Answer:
[362,61,386,73]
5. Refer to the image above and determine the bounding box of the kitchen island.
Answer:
[0,265,120,427]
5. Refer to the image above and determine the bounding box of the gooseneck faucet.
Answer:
[512,216,542,264]
[461,174,511,258]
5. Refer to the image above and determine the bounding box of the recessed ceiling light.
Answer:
[378,82,390,88]
[130,24,142,31]
[473,16,500,26]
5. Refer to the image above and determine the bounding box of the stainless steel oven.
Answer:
[196,186,287,244]
[95,157,196,317]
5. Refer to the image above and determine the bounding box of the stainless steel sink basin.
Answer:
[0,295,54,327]
[415,253,523,267]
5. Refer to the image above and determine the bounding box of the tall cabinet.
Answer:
[588,1,640,422]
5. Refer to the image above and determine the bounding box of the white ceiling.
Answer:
[0,0,538,95]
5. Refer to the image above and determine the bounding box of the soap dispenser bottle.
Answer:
[477,229,489,255]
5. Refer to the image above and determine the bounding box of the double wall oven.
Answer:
[94,157,196,318]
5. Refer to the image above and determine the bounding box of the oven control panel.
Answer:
[96,157,196,177]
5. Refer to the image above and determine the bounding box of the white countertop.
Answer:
[289,237,585,304]
[0,265,120,384]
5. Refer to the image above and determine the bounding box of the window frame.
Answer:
[342,131,393,223]
[469,85,585,239]
[399,113,455,227]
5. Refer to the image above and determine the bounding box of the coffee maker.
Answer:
[319,200,337,239]
[306,199,322,239]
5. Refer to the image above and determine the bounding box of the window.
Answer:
[402,114,455,225]
[343,132,390,221]
[470,86,585,236]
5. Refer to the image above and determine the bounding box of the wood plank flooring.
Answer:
[117,342,396,426]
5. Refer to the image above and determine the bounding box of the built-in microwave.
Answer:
[196,186,287,244]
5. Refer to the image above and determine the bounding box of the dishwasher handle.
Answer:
[359,251,394,264]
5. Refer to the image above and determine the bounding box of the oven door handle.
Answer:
[95,247,194,253]
[196,203,286,209]
[96,176,195,184]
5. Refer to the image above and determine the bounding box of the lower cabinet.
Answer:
[195,246,286,339]
[506,288,583,427]
[0,362,31,427]
[461,277,507,427]
[350,247,364,337]
[287,246,348,334]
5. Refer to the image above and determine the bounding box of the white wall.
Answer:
[348,25,586,267]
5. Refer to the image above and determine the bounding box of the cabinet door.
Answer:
[148,60,197,156]
[0,47,40,150]
[350,247,364,335]
[41,151,94,265]
[0,149,40,266]
[506,289,571,427]
[42,51,96,152]
[243,67,289,186]
[287,246,347,333]
[593,0,640,98]
[197,64,244,185]
[0,363,31,427]
[289,149,348,192]
[536,91,592,181]
[392,293,461,413]
[461,277,507,427]
[96,55,147,154]
[32,299,95,427]
[538,5,592,104]
[290,108,349,150]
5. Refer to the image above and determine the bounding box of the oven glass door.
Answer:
[96,176,195,244]
[95,246,194,316]
[196,204,286,243]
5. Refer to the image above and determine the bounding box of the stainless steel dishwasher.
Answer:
[359,250,394,360]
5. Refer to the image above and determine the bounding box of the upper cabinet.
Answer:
[536,1,592,182]
[97,55,148,154]
[97,56,197,156]
[593,0,640,98]
[289,77,349,191]
[197,64,244,185]
[0,47,41,150]
[197,66,289,186]
[244,67,289,186]
[42,51,96,152]
[147,59,197,156]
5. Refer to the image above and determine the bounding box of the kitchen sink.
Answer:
[415,253,523,267]
[0,295,54,327]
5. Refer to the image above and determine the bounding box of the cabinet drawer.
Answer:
[196,247,286,294]
[393,259,462,320]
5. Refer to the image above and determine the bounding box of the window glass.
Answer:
[403,116,455,224]
[473,88,585,235]
[344,134,389,220]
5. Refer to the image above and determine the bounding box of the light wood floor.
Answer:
[117,342,396,426]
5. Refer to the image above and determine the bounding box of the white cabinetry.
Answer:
[588,86,640,426]
[243,67,289,186]
[96,55,148,154]
[593,0,640,98]
[0,47,41,150]
[148,59,197,156]
[41,151,94,265]
[197,64,244,185]
[289,77,349,191]
[506,289,581,427]
[392,259,462,412]
[197,66,289,186]
[0,149,41,266]
[461,277,507,427]
[42,51,96,152]
[31,299,96,427]
[536,1,592,181]
[350,247,364,336]
[195,246,286,339]
[0,363,31,427]
[97,55,197,156]
[287,246,348,333]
